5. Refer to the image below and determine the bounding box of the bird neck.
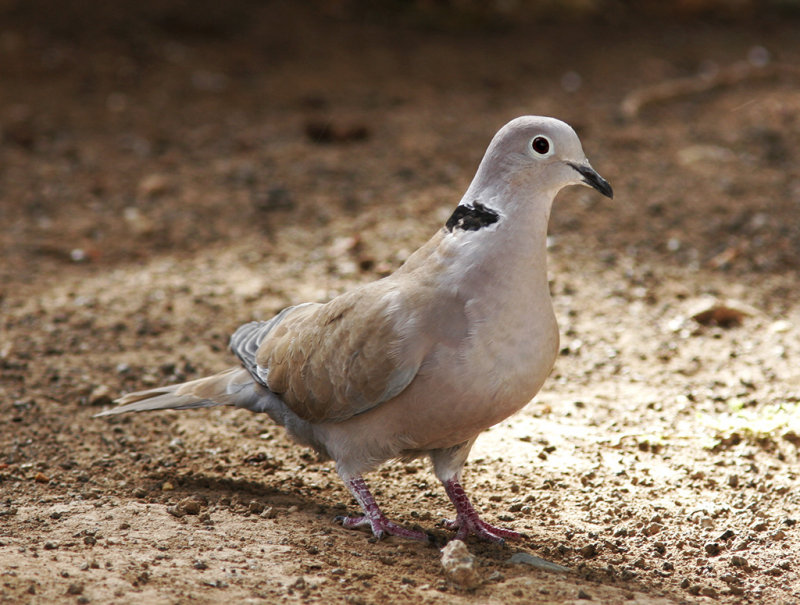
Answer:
[463,176,554,258]
[445,181,555,301]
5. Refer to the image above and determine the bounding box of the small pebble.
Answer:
[261,506,276,519]
[441,540,481,590]
[167,505,185,518]
[248,500,265,515]
[66,582,84,595]
[179,497,202,515]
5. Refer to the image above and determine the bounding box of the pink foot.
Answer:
[337,476,430,542]
[442,478,522,544]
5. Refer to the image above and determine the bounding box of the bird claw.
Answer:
[441,477,522,544]
[336,514,430,542]
[443,515,522,544]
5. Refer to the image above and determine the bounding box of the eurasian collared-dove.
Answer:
[97,116,613,543]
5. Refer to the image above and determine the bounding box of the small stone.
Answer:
[705,543,721,556]
[643,523,662,536]
[261,506,276,519]
[66,582,84,595]
[771,530,786,541]
[33,472,49,484]
[578,588,592,600]
[579,543,598,558]
[193,560,208,570]
[727,474,740,488]
[441,540,481,590]
[44,541,59,550]
[691,302,750,327]
[730,555,748,568]
[248,500,265,515]
[116,362,131,374]
[87,384,112,406]
[138,173,170,198]
[179,497,202,515]
[167,505,185,518]
[161,482,174,491]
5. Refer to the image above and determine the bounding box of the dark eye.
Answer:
[531,136,550,155]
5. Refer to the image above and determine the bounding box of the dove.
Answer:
[97,116,613,543]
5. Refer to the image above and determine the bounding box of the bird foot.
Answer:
[338,475,430,542]
[442,515,522,543]
[442,477,522,544]
[335,514,430,542]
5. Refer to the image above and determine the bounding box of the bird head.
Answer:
[471,116,613,203]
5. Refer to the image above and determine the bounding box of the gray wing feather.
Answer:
[229,304,313,387]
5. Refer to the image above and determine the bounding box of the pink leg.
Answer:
[336,476,429,542]
[442,477,522,543]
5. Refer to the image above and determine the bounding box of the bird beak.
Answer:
[568,162,614,199]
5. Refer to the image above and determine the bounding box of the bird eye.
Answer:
[531,135,552,156]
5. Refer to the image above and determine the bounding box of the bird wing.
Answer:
[240,280,439,424]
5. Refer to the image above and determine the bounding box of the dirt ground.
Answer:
[2,3,800,603]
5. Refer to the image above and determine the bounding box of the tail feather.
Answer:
[95,367,253,417]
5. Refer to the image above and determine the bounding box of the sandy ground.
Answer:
[1,3,800,603]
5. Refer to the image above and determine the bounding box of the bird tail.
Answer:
[94,367,257,417]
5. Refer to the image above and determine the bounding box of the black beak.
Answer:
[569,162,614,199]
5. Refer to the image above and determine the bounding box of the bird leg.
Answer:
[336,476,429,542]
[442,477,522,543]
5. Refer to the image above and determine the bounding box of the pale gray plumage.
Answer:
[97,116,613,543]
